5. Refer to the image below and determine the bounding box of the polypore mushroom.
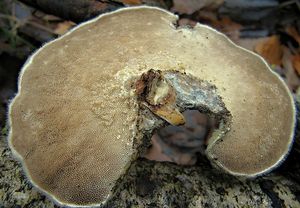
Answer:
[8,6,295,207]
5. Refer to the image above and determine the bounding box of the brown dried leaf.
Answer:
[286,26,300,46]
[152,105,185,126]
[54,21,76,35]
[254,35,283,66]
[211,16,242,41]
[144,134,173,162]
[197,12,242,42]
[292,55,300,76]
[212,16,242,30]
[122,0,142,5]
[282,47,300,91]
[235,37,269,52]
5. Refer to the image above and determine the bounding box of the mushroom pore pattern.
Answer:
[8,6,295,207]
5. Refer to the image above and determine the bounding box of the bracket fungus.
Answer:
[8,6,295,207]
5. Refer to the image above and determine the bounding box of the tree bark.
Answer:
[1,129,300,207]
[18,0,172,23]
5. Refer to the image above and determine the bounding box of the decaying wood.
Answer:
[18,0,122,23]
[18,0,172,23]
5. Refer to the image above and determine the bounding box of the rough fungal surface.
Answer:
[8,6,295,207]
[135,70,231,158]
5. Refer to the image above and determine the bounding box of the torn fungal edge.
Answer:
[133,69,232,169]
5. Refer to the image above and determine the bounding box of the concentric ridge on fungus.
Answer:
[8,6,296,207]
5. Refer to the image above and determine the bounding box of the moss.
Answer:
[1,125,8,137]
[0,127,57,207]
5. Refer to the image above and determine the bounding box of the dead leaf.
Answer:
[54,21,76,35]
[197,12,242,42]
[212,16,242,30]
[143,134,173,163]
[122,0,142,5]
[172,0,224,14]
[235,37,269,52]
[292,54,300,76]
[211,16,242,41]
[151,105,186,126]
[286,26,300,46]
[282,47,300,91]
[254,35,283,66]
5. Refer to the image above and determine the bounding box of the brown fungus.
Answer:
[8,6,295,207]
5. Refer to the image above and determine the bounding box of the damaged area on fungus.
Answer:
[134,69,232,163]
[135,69,185,126]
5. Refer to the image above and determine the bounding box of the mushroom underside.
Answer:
[8,6,295,206]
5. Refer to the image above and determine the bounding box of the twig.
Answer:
[17,0,123,23]
[17,0,171,23]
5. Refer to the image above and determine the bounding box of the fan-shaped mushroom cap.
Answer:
[8,6,295,206]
